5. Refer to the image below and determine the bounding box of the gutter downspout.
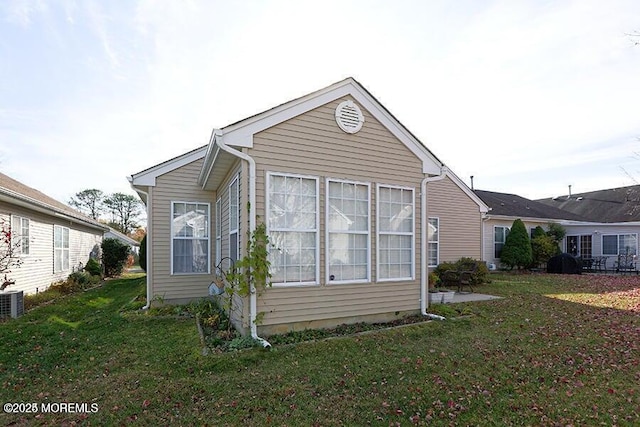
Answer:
[214,130,271,348]
[421,167,448,321]
[129,184,152,310]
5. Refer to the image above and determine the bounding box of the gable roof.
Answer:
[536,185,640,223]
[475,189,589,221]
[198,77,445,191]
[0,172,107,230]
[105,227,140,247]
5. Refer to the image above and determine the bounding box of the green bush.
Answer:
[84,258,102,276]
[500,219,532,270]
[433,257,488,286]
[139,235,146,272]
[101,238,130,277]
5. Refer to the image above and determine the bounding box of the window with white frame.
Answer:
[494,226,510,258]
[11,215,29,255]
[229,176,239,262]
[215,198,222,267]
[428,217,439,267]
[602,234,637,256]
[327,179,370,283]
[267,173,318,285]
[377,185,414,281]
[54,225,69,272]
[171,202,209,274]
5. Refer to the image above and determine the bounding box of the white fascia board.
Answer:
[220,78,442,175]
[130,146,208,187]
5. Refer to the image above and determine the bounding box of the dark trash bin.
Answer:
[547,253,582,275]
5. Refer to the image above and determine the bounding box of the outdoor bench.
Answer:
[441,261,479,293]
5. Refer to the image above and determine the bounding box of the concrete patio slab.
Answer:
[451,292,502,303]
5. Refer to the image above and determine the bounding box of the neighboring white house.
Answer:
[0,172,107,294]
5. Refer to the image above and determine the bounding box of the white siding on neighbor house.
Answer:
[150,157,217,303]
[248,98,427,330]
[0,201,102,295]
[481,218,553,267]
[563,223,640,260]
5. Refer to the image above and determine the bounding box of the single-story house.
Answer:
[474,190,587,267]
[476,188,640,269]
[0,172,107,295]
[537,186,640,264]
[104,227,140,255]
[129,77,488,339]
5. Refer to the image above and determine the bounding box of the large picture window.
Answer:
[12,215,30,255]
[377,185,414,281]
[494,226,510,258]
[54,225,69,272]
[428,217,439,267]
[327,179,370,283]
[267,173,319,285]
[171,202,209,274]
[602,234,637,256]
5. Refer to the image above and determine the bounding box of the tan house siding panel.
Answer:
[248,98,425,328]
[0,202,102,294]
[151,158,216,302]
[426,177,482,263]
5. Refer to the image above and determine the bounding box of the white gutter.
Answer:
[420,167,448,321]
[128,181,152,310]
[214,130,271,348]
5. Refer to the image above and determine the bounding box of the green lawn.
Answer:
[1,273,639,426]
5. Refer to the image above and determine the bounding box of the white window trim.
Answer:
[215,197,222,268]
[229,175,240,262]
[325,178,371,285]
[11,214,30,256]
[266,171,320,287]
[375,184,415,282]
[602,233,638,256]
[170,201,211,275]
[428,217,439,268]
[53,225,70,273]
[494,225,510,259]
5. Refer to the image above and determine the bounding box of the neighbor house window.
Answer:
[327,179,370,283]
[428,217,439,267]
[377,185,414,281]
[267,173,319,285]
[229,176,239,262]
[602,234,637,256]
[171,202,209,274]
[494,226,510,258]
[215,198,221,267]
[54,225,69,272]
[11,215,30,255]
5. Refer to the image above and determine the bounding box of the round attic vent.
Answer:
[335,100,364,134]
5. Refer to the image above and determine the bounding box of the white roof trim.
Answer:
[219,78,443,175]
[443,170,490,213]
[129,146,207,187]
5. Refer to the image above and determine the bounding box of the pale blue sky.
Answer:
[1,0,639,205]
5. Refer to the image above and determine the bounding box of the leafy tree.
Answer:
[531,234,558,269]
[546,222,566,254]
[69,189,104,219]
[131,227,146,242]
[139,235,147,272]
[103,193,143,234]
[101,238,130,277]
[500,219,532,270]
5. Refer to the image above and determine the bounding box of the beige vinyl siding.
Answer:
[426,176,482,263]
[248,98,424,329]
[151,158,216,303]
[0,202,102,295]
